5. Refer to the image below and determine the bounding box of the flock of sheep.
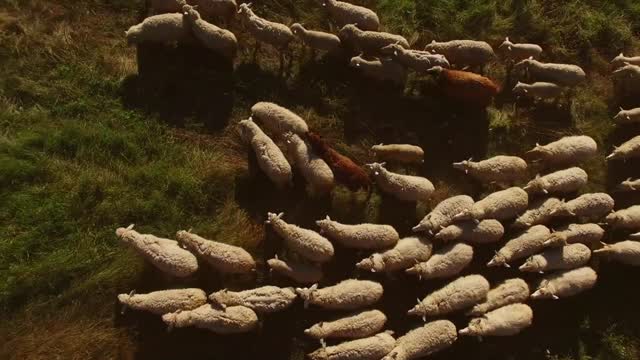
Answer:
[118,0,640,359]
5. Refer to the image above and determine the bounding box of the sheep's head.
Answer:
[617,178,637,191]
[304,322,325,337]
[338,24,359,40]
[182,4,201,21]
[613,107,631,123]
[497,36,514,53]
[356,253,385,272]
[423,39,440,53]
[459,318,483,336]
[549,201,573,217]
[452,208,474,222]
[605,212,621,226]
[115,224,135,242]
[525,142,547,158]
[290,23,304,36]
[487,252,508,267]
[430,54,450,68]
[513,57,534,73]
[425,65,444,76]
[452,158,473,174]
[365,162,386,176]
[380,43,403,57]
[237,2,252,16]
[518,256,541,272]
[543,231,566,247]
[523,174,547,194]
[349,55,366,68]
[266,257,285,271]
[265,212,284,225]
[315,215,333,230]
[530,286,555,299]
[611,52,626,69]
[512,81,530,96]
[208,289,234,308]
[295,284,318,308]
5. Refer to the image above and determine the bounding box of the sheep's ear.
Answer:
[431,40,436,44]
[528,56,533,59]
[277,212,284,218]
[620,107,624,111]
[507,45,512,51]
[620,52,624,56]
[274,254,279,260]
[127,224,135,230]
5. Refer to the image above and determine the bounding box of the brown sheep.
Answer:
[426,66,500,107]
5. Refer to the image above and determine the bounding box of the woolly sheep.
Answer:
[182,5,237,58]
[605,205,640,230]
[488,225,551,268]
[266,212,334,263]
[125,13,189,45]
[614,107,640,124]
[434,219,504,244]
[530,266,597,300]
[512,81,563,102]
[208,286,297,313]
[267,256,323,284]
[296,279,383,310]
[380,43,450,72]
[382,320,457,360]
[365,162,434,202]
[237,3,294,67]
[519,243,591,273]
[290,23,341,53]
[453,187,529,222]
[304,309,387,341]
[412,195,475,234]
[250,102,309,136]
[339,24,409,55]
[514,58,586,86]
[308,332,395,360]
[467,278,530,316]
[424,40,495,70]
[611,53,640,69]
[316,216,399,250]
[452,155,527,184]
[406,242,473,280]
[117,288,207,315]
[321,0,380,31]
[356,236,433,273]
[349,56,407,85]
[460,304,533,337]
[408,274,490,320]
[593,240,640,266]
[116,225,198,277]
[550,193,615,220]
[606,135,640,161]
[162,304,258,333]
[370,143,425,165]
[523,167,588,195]
[497,37,542,62]
[284,132,334,194]
[526,136,598,166]
[426,66,499,107]
[175,230,256,274]
[512,197,563,229]
[617,178,640,192]
[543,223,605,247]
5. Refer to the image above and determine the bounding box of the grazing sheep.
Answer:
[606,135,640,161]
[238,118,292,189]
[316,216,399,250]
[468,278,530,316]
[371,143,425,164]
[524,167,588,195]
[125,13,190,45]
[250,102,309,136]
[290,23,341,53]
[383,320,457,360]
[519,243,591,273]
[365,162,434,202]
[526,136,598,166]
[296,279,383,310]
[356,236,433,273]
[349,56,407,85]
[550,193,615,220]
[512,197,563,229]
[611,53,640,69]
[488,225,551,268]
[460,304,533,337]
[605,205,640,230]
[267,256,323,284]
[380,43,450,72]
[408,275,490,319]
[497,37,542,62]
[412,195,475,234]
[426,66,500,107]
[424,40,495,71]
[162,304,258,333]
[452,155,528,184]
[308,332,395,360]
[617,178,640,192]
[237,3,294,69]
[116,225,198,277]
[117,288,207,315]
[304,310,387,341]
[265,212,334,263]
[453,187,529,222]
[543,223,605,247]
[175,230,256,274]
[406,242,474,280]
[512,82,563,103]
[208,286,297,313]
[182,5,237,58]
[434,219,504,244]
[321,0,380,31]
[614,107,640,124]
[530,266,597,300]
[593,240,640,266]
[514,58,586,87]
[338,24,409,55]
[284,132,334,194]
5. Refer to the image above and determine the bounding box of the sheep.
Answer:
[424,40,495,71]
[406,242,473,280]
[526,136,598,166]
[125,13,190,45]
[290,23,341,54]
[370,143,425,164]
[356,236,433,273]
[382,320,457,360]
[519,243,591,273]
[175,230,256,274]
[453,187,529,222]
[182,5,237,58]
[513,58,586,87]
[380,43,450,72]
[365,162,434,202]
[267,256,324,284]
[304,310,387,342]
[425,66,500,107]
[409,275,489,320]
[614,107,640,124]
[284,132,334,194]
[497,37,542,62]
[605,205,640,230]
[308,332,395,360]
[467,278,530,316]
[487,225,551,268]
[208,286,297,313]
[530,266,597,300]
[617,178,640,192]
[316,216,399,250]
[161,304,258,333]
[265,212,334,263]
[349,56,407,85]
[238,118,292,189]
[321,0,380,31]
[523,167,588,195]
[237,3,294,69]
[593,240,640,266]
[606,135,640,161]
[117,288,207,315]
[452,155,528,184]
[412,195,475,234]
[250,102,309,136]
[434,219,504,244]
[116,225,198,277]
[512,197,563,229]
[550,193,615,220]
[543,223,605,247]
[338,24,409,55]
[611,53,640,69]
[512,82,563,103]
[460,304,533,337]
[296,279,383,310]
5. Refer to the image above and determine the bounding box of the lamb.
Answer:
[304,310,387,342]
[208,286,297,313]
[408,274,490,320]
[523,167,588,195]
[316,216,399,250]
[467,278,530,316]
[611,53,640,69]
[424,40,495,70]
[614,107,640,124]
[238,118,292,189]
[382,320,457,360]
[250,102,309,136]
[460,304,533,337]
[593,240,640,266]
[426,66,500,107]
[605,205,640,230]
[365,162,434,202]
[526,136,598,166]
[452,155,528,184]
[606,135,640,161]
[514,58,586,87]
[380,43,450,72]
[284,132,334,194]
[530,266,597,300]
[356,236,433,273]
[543,223,605,247]
[550,193,615,220]
[296,279,383,310]
[237,3,294,68]
[290,23,341,53]
[434,219,504,244]
[265,212,334,263]
[267,256,323,284]
[125,13,189,45]
[412,195,475,234]
[487,225,551,268]
[617,178,640,192]
[453,187,529,222]
[497,37,542,62]
[512,197,563,229]
[175,230,256,274]
[512,82,563,102]
[321,0,380,31]
[338,24,409,55]
[117,288,207,315]
[116,225,198,277]
[519,243,591,273]
[370,143,425,164]
[405,242,473,280]
[349,56,407,85]
[161,304,258,333]
[182,5,237,58]
[308,332,395,360]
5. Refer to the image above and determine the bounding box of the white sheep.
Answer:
[380,43,450,72]
[526,136,598,166]
[365,162,434,202]
[237,3,294,68]
[512,81,563,103]
[606,135,640,161]
[175,230,256,274]
[497,37,542,62]
[514,58,586,86]
[296,279,383,310]
[382,320,457,360]
[182,5,237,58]
[605,205,640,230]
[408,274,490,320]
[424,40,495,71]
[321,0,380,31]
[452,155,528,184]
[593,240,640,266]
[614,107,640,124]
[308,332,395,360]
[250,102,309,136]
[208,286,297,313]
[467,278,530,316]
[238,118,293,189]
[116,225,199,277]
[453,187,529,222]
[460,304,533,337]
[617,178,640,192]
[530,266,597,300]
[304,309,387,342]
[125,13,190,45]
[523,167,588,195]
[406,242,473,280]
[611,52,640,69]
[266,212,334,263]
[339,24,409,55]
[543,223,605,247]
[519,243,591,273]
[349,56,407,85]
[434,219,504,244]
[284,132,334,194]
[290,23,341,54]
[117,288,207,315]
[267,256,323,284]
[550,193,615,220]
[371,143,425,164]
[488,225,551,268]
[356,236,433,273]
[161,304,258,333]
[316,216,399,250]
[412,195,475,234]
[512,197,563,229]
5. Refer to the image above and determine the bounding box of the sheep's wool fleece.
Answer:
[317,218,399,250]
[209,286,297,313]
[304,309,387,340]
[410,275,489,317]
[532,266,597,299]
[308,332,395,360]
[297,279,383,310]
[468,278,530,316]
[383,320,457,360]
[118,288,207,315]
[462,303,533,336]
[176,230,255,273]
[162,304,258,334]
[413,195,474,233]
